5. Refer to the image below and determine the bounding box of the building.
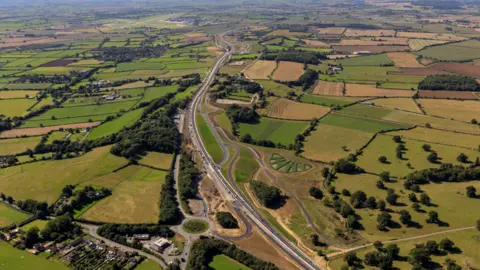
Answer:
[133,234,150,240]
[153,238,171,253]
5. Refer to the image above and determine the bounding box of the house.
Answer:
[153,238,171,253]
[133,234,150,240]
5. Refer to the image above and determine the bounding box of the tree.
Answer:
[425,240,439,255]
[477,219,480,231]
[422,144,431,152]
[427,152,438,163]
[456,153,469,163]
[412,202,421,212]
[396,149,403,159]
[420,193,431,205]
[344,252,359,266]
[322,168,330,178]
[350,191,367,208]
[439,238,455,251]
[408,193,418,202]
[0,193,5,200]
[426,211,439,224]
[378,200,386,211]
[377,212,392,231]
[25,227,40,248]
[385,244,400,259]
[378,156,388,163]
[309,187,323,200]
[6,196,13,204]
[408,246,431,267]
[445,258,462,270]
[392,136,402,143]
[379,171,390,182]
[376,180,385,189]
[471,119,478,124]
[399,210,412,225]
[216,212,239,229]
[346,215,359,229]
[466,186,477,198]
[364,196,377,209]
[341,189,351,196]
[373,240,383,250]
[386,189,399,205]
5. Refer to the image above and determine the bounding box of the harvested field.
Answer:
[336,38,408,46]
[0,136,42,156]
[393,67,451,76]
[302,39,330,47]
[345,84,414,97]
[388,127,480,150]
[317,27,345,35]
[312,81,344,96]
[0,99,37,117]
[387,52,424,68]
[303,124,374,162]
[372,98,421,113]
[418,90,477,99]
[429,62,480,78]
[184,32,207,37]
[261,97,330,120]
[207,46,223,56]
[41,59,76,67]
[113,81,154,90]
[0,90,38,99]
[267,29,308,37]
[418,99,480,122]
[271,61,304,81]
[244,60,277,80]
[180,36,211,43]
[397,31,465,41]
[333,45,409,53]
[407,39,449,51]
[0,122,101,138]
[343,29,395,37]
[0,37,67,49]
[139,152,174,170]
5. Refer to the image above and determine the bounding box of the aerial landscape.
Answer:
[0,0,479,269]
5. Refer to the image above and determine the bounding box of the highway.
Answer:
[186,32,322,270]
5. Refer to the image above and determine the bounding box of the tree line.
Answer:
[418,75,479,92]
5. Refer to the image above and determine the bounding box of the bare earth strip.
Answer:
[263,98,330,120]
[345,84,414,97]
[317,27,345,35]
[387,52,424,68]
[303,39,330,47]
[312,81,344,96]
[344,29,396,37]
[0,122,101,138]
[272,61,305,81]
[397,32,465,41]
[244,60,277,80]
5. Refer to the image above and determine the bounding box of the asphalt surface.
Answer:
[186,32,322,270]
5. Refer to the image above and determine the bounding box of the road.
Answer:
[186,32,323,270]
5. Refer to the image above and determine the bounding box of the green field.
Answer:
[209,255,251,270]
[197,114,224,164]
[237,117,309,145]
[0,99,37,117]
[135,260,163,270]
[321,113,410,133]
[23,114,116,128]
[182,219,209,234]
[256,79,299,97]
[338,54,393,66]
[21,219,48,231]
[87,109,143,140]
[0,136,42,156]
[139,152,173,170]
[141,85,178,102]
[340,104,393,119]
[0,146,128,204]
[416,40,480,61]
[0,202,31,227]
[300,94,364,107]
[116,62,166,72]
[0,242,68,270]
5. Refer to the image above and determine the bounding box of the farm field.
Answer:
[141,85,178,102]
[372,98,421,113]
[260,97,330,120]
[209,255,251,270]
[0,122,101,138]
[343,29,395,37]
[317,27,345,35]
[418,99,480,122]
[271,61,304,81]
[320,112,410,133]
[80,166,165,224]
[418,90,477,99]
[396,31,465,41]
[0,90,38,99]
[139,152,173,170]
[0,99,37,117]
[0,242,68,270]
[0,202,31,227]
[22,114,116,128]
[345,84,414,97]
[355,134,480,176]
[312,81,344,96]
[338,53,393,66]
[197,114,223,164]
[333,45,409,53]
[0,136,42,156]
[387,52,424,68]
[388,127,480,150]
[256,80,299,97]
[135,260,163,270]
[300,94,364,107]
[243,60,277,79]
[237,117,309,146]
[0,146,128,203]
[87,108,143,140]
[330,229,480,270]
[407,39,449,51]
[429,62,480,78]
[416,40,480,61]
[302,124,374,162]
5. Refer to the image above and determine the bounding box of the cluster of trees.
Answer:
[274,24,309,32]
[98,223,174,249]
[226,104,259,124]
[13,74,71,84]
[408,239,459,269]
[404,163,480,191]
[15,199,49,218]
[178,152,199,203]
[215,212,239,229]
[178,73,201,92]
[363,242,400,269]
[95,45,168,63]
[292,118,319,154]
[22,214,82,248]
[211,76,262,99]
[187,237,279,270]
[54,185,112,216]
[350,190,377,209]
[250,180,282,208]
[158,171,181,225]
[418,75,479,92]
[334,159,364,174]
[261,50,325,64]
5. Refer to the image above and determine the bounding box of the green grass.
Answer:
[231,54,259,60]
[237,117,309,145]
[165,61,210,70]
[87,109,143,140]
[23,114,116,128]
[0,99,37,117]
[21,220,48,231]
[215,112,233,136]
[135,260,163,270]
[300,94,363,107]
[0,242,68,270]
[321,113,410,133]
[379,82,418,90]
[416,40,480,61]
[340,104,393,119]
[338,54,393,66]
[197,114,223,164]
[209,255,251,270]
[116,62,166,72]
[0,136,42,156]
[141,85,178,102]
[0,202,31,227]
[182,219,209,234]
